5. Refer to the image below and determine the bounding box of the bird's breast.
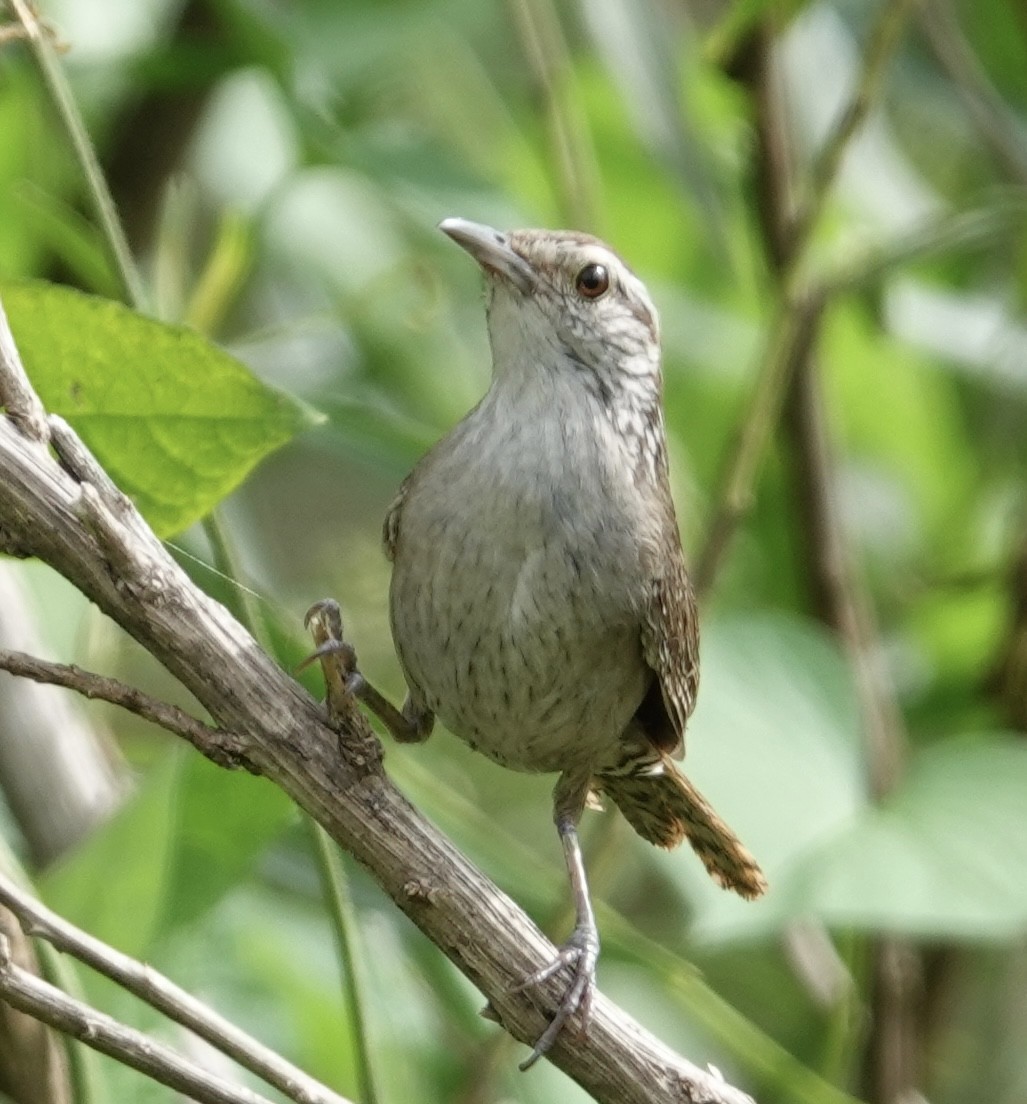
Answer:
[388,411,652,772]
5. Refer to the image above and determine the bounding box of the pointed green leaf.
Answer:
[2,280,320,536]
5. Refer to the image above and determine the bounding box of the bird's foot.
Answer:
[299,600,365,717]
[300,599,429,743]
[512,922,599,1070]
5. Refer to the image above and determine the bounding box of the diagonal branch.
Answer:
[737,15,922,1104]
[0,874,350,1104]
[0,650,254,771]
[0,309,755,1101]
[699,0,919,595]
[789,0,920,259]
[918,0,1027,185]
[0,934,276,1104]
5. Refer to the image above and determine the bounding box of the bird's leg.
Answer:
[301,599,433,743]
[514,774,600,1070]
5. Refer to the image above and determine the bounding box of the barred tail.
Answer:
[599,757,767,900]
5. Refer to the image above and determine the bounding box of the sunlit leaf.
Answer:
[2,280,320,536]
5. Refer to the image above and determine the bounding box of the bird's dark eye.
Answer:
[575,263,610,299]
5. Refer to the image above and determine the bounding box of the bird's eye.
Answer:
[575,263,610,299]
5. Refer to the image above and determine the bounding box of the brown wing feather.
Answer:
[382,476,411,562]
[638,526,699,757]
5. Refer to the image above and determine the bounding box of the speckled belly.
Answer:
[390,528,649,774]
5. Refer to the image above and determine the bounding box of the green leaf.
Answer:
[1,280,320,536]
[682,617,1027,944]
[158,754,295,935]
[40,753,182,957]
[795,737,1027,940]
[677,615,869,938]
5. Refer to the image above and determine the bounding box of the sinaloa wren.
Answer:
[309,218,765,1068]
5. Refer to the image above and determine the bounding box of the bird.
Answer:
[309,217,765,1069]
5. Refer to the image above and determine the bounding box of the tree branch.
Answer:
[0,301,756,1101]
[0,874,350,1104]
[0,934,279,1104]
[0,649,254,772]
[789,0,919,258]
[918,0,1027,186]
[699,0,920,595]
[5,0,148,309]
[0,905,72,1104]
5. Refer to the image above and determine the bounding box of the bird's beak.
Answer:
[439,218,536,294]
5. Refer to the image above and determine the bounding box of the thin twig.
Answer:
[739,17,920,1102]
[0,901,73,1104]
[0,934,277,1104]
[506,0,601,229]
[697,0,920,595]
[789,0,921,262]
[824,195,1027,295]
[919,0,1027,185]
[0,649,255,772]
[5,0,147,310]
[306,825,381,1104]
[0,875,351,1104]
[694,289,823,597]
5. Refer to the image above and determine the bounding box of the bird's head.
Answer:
[440,218,662,406]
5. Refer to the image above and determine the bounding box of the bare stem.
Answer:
[0,934,279,1104]
[789,0,921,262]
[0,649,254,771]
[738,16,920,1102]
[695,290,823,597]
[506,0,602,229]
[824,196,1027,293]
[6,0,147,310]
[305,824,381,1104]
[918,0,1027,185]
[698,1,922,593]
[0,874,352,1104]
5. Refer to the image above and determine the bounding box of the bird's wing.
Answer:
[639,529,699,757]
[382,475,412,562]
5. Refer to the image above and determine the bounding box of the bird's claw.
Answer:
[296,637,359,681]
[299,600,366,716]
[513,925,599,1071]
[303,597,344,636]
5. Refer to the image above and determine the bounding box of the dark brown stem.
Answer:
[735,14,921,1104]
[0,650,255,773]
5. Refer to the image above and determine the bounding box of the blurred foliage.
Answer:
[1,0,1027,1102]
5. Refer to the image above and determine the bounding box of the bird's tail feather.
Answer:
[599,757,767,900]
